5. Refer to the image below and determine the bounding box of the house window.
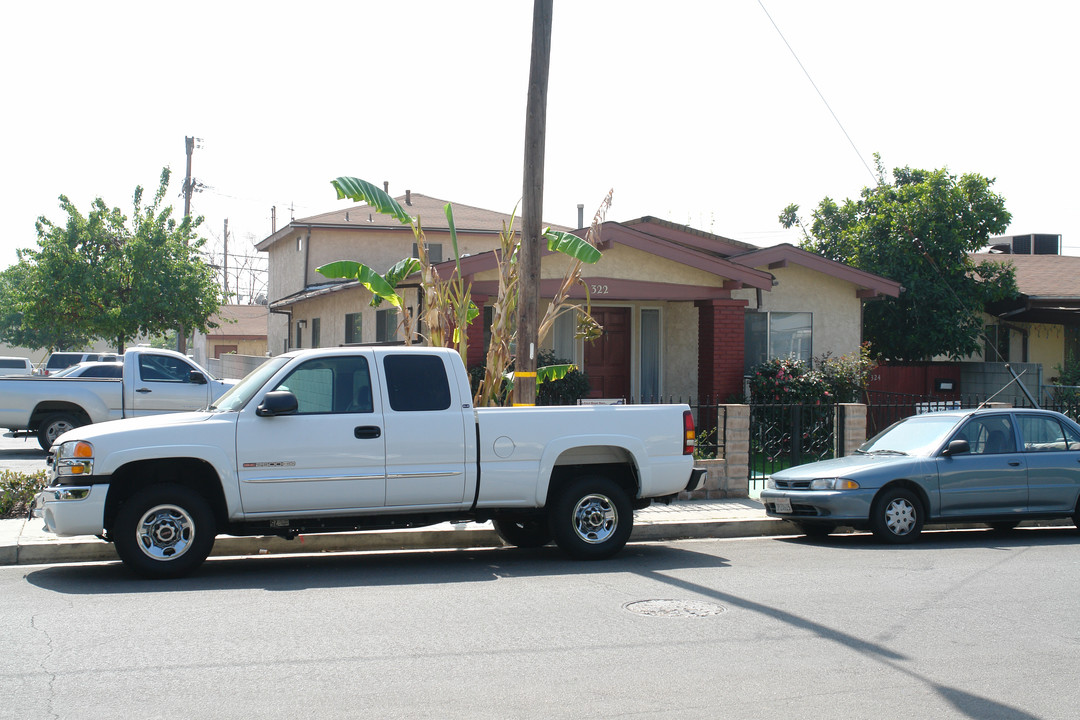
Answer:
[345,313,362,344]
[744,311,813,371]
[552,311,575,362]
[1067,326,1080,367]
[640,308,661,400]
[411,242,443,263]
[984,324,1009,363]
[311,318,321,348]
[376,308,398,343]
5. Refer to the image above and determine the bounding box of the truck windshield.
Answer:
[210,357,290,412]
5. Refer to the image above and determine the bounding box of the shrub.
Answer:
[748,343,876,405]
[1,470,47,519]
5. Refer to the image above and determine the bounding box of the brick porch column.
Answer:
[695,298,749,402]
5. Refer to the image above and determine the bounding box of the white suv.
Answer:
[0,356,34,376]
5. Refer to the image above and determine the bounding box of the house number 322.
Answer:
[590,284,610,294]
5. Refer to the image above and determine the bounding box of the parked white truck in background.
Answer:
[0,347,234,450]
[34,346,704,578]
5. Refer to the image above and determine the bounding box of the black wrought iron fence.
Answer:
[748,402,838,489]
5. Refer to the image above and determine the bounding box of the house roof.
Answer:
[207,304,269,338]
[973,253,1080,299]
[730,244,903,298]
[256,192,569,251]
[974,253,1080,324]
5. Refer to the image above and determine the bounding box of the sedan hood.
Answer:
[771,453,921,481]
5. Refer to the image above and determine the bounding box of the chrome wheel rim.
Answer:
[885,498,917,536]
[136,504,195,561]
[572,493,618,544]
[45,420,75,445]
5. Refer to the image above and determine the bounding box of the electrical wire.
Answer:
[757,0,877,183]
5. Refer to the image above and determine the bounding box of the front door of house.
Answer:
[584,307,631,399]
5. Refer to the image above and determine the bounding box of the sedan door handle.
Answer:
[354,426,381,439]
[1008,461,1021,466]
[136,387,152,394]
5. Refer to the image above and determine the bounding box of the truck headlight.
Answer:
[57,440,94,477]
[809,478,859,491]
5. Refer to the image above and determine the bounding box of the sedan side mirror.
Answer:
[257,390,299,417]
[942,439,970,456]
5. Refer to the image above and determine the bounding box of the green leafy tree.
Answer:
[780,155,1018,360]
[4,169,223,352]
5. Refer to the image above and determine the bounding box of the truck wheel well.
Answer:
[546,463,639,507]
[30,403,90,429]
[104,458,227,533]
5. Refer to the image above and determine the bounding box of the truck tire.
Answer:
[548,475,633,560]
[37,412,80,451]
[112,483,217,579]
[493,516,552,548]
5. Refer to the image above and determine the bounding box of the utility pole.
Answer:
[513,0,553,407]
[223,218,229,298]
[178,135,196,354]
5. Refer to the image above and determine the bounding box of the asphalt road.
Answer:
[0,431,48,475]
[3,529,1078,719]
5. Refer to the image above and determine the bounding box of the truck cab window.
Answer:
[383,355,451,412]
[139,355,196,382]
[273,356,372,415]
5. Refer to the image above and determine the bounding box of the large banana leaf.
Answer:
[543,229,601,264]
[384,257,422,287]
[316,260,403,308]
[331,177,414,225]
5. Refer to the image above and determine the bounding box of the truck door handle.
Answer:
[354,426,381,439]
[136,387,152,394]
[1008,461,1021,466]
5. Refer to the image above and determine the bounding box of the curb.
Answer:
[4,517,798,567]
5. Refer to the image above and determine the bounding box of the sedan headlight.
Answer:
[809,478,860,491]
[56,440,94,477]
[765,478,776,490]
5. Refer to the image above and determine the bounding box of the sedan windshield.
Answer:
[859,414,964,456]
[210,357,290,412]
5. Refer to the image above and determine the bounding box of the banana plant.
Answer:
[321,176,609,407]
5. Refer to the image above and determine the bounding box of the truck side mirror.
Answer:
[257,390,299,417]
[188,370,207,385]
[942,439,970,456]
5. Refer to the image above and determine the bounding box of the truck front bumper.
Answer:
[32,483,108,537]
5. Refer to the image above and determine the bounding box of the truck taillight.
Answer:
[683,410,695,455]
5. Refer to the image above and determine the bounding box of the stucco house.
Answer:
[191,304,269,368]
[256,192,900,402]
[976,246,1080,379]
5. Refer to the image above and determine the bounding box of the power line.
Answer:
[757,0,877,184]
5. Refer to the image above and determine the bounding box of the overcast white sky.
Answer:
[4,0,1078,279]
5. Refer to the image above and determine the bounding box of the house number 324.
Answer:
[590,284,610,294]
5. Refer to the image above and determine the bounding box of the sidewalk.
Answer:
[0,498,791,567]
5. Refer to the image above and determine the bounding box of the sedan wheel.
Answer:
[871,487,924,543]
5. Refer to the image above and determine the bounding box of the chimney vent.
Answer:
[577,203,585,228]
[406,189,412,206]
[384,181,389,193]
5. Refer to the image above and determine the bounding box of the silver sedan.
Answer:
[760,407,1080,542]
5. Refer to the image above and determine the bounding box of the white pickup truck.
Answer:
[1,347,234,450]
[34,346,704,578]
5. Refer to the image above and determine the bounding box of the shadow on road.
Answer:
[775,525,1080,552]
[23,542,731,595]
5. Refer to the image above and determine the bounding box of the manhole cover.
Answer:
[623,599,727,618]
